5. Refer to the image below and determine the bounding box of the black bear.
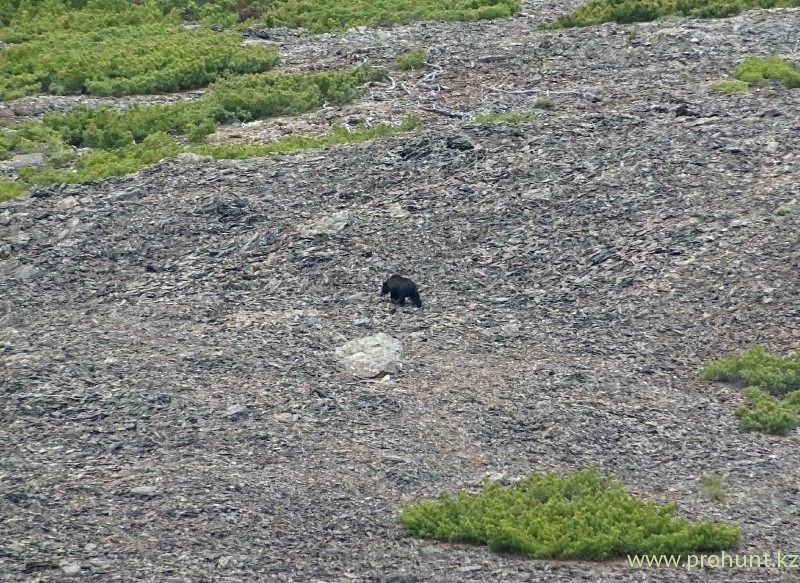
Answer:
[381,275,422,308]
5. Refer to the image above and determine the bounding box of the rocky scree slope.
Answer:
[1,5,800,583]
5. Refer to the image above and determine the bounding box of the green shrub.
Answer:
[1,0,522,35]
[41,65,387,149]
[399,468,740,560]
[0,64,394,200]
[191,114,421,158]
[707,56,800,96]
[542,0,800,29]
[255,0,521,32]
[475,111,537,124]
[0,177,27,201]
[699,343,800,396]
[395,47,426,71]
[0,0,161,41]
[0,18,280,101]
[732,56,800,89]
[0,121,72,161]
[156,0,274,24]
[0,115,421,199]
[30,131,182,185]
[697,473,729,503]
[709,80,749,93]
[735,387,800,435]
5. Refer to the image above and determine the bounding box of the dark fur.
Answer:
[381,275,422,308]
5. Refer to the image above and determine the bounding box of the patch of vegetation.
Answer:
[732,56,800,89]
[698,473,729,503]
[699,343,800,396]
[735,387,800,435]
[2,0,521,35]
[399,468,740,560]
[701,344,800,435]
[193,114,421,158]
[541,0,800,29]
[25,131,183,186]
[707,56,800,95]
[0,64,385,174]
[0,178,27,202]
[0,5,279,101]
[0,115,421,200]
[475,111,537,124]
[0,64,394,200]
[39,65,386,150]
[709,80,749,93]
[0,121,73,163]
[157,0,273,26]
[533,99,555,109]
[395,47,427,71]
[1,0,163,38]
[254,0,521,32]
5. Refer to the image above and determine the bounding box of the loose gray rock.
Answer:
[61,563,81,575]
[388,203,411,218]
[9,152,45,169]
[55,196,79,210]
[223,404,248,420]
[297,209,353,237]
[8,232,31,251]
[336,332,404,378]
[130,486,159,498]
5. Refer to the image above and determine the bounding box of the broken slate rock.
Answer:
[398,139,432,160]
[130,486,159,498]
[388,203,411,218]
[297,210,352,237]
[335,332,403,378]
[9,153,45,169]
[445,134,475,151]
[222,404,248,420]
[62,563,81,575]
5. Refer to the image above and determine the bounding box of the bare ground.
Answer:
[1,4,800,582]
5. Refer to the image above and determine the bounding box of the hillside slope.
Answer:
[1,5,799,582]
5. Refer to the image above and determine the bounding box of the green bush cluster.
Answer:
[700,343,800,434]
[0,121,71,162]
[0,11,279,100]
[2,0,521,34]
[709,80,749,93]
[1,0,165,42]
[39,65,386,150]
[708,56,800,94]
[399,468,740,560]
[0,178,27,202]
[156,0,274,25]
[192,114,421,158]
[541,0,800,29]
[697,472,729,503]
[0,64,393,200]
[395,47,427,71]
[732,56,800,88]
[0,115,420,200]
[699,343,800,396]
[735,387,800,435]
[255,0,520,33]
